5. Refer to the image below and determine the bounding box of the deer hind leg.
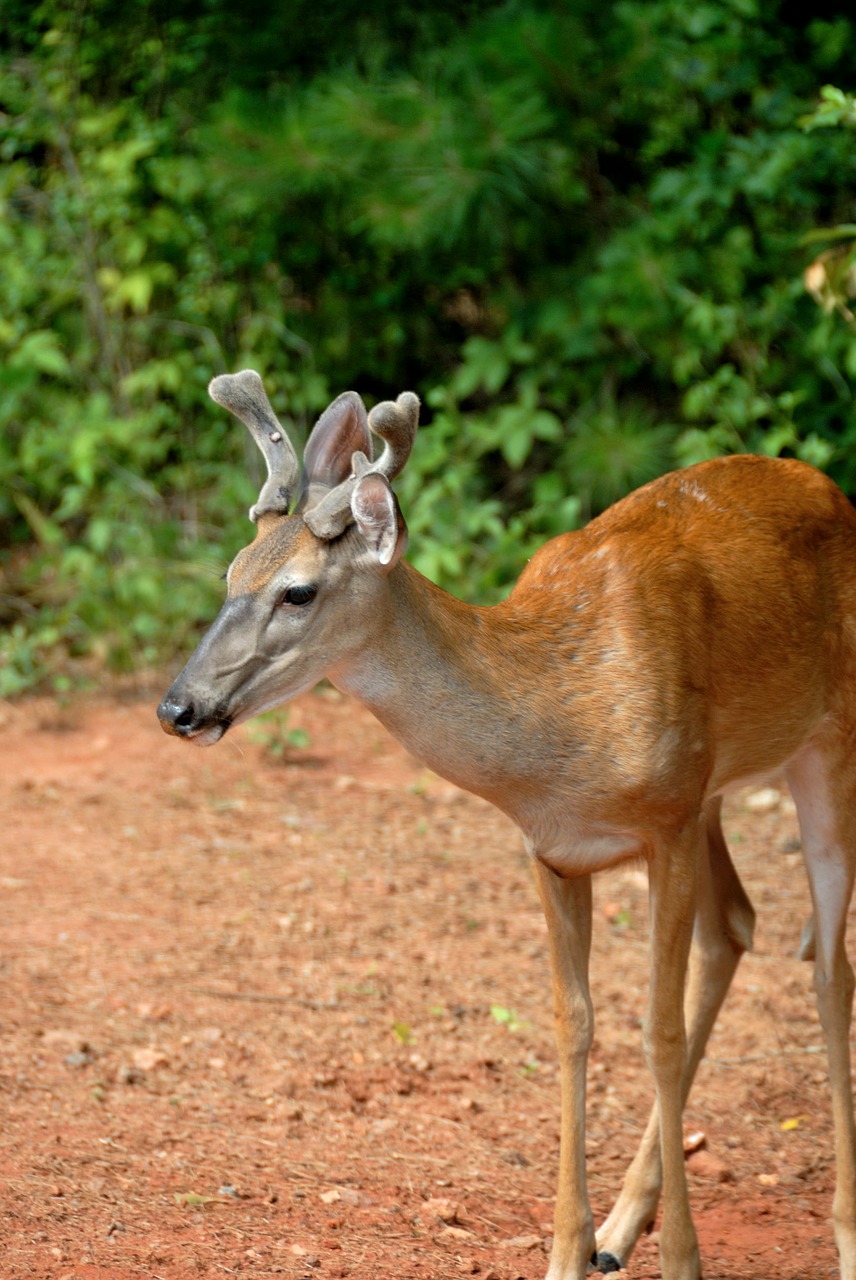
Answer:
[595,798,755,1274]
[787,740,856,1280]
[533,862,597,1280]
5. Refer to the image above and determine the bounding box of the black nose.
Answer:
[157,694,198,737]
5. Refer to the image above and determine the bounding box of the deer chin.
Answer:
[186,721,230,747]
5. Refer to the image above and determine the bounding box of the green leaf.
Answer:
[8,330,70,378]
[13,493,64,547]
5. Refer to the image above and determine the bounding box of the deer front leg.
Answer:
[596,798,755,1270]
[643,824,702,1280]
[533,862,596,1280]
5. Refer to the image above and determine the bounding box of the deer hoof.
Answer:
[594,1253,623,1274]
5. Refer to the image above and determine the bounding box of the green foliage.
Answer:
[802,84,856,132]
[797,86,856,414]
[246,710,311,761]
[391,1020,414,1045]
[0,7,333,690]
[490,1004,529,1032]
[2,1,856,686]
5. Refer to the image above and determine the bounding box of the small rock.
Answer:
[64,1051,94,1069]
[438,1225,476,1241]
[290,1243,320,1264]
[320,1186,361,1206]
[500,1233,543,1250]
[745,787,781,813]
[682,1128,706,1155]
[136,1001,172,1022]
[130,1047,168,1071]
[686,1149,733,1182]
[42,1029,85,1049]
[420,1196,460,1224]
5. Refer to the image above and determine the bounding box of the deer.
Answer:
[158,369,856,1280]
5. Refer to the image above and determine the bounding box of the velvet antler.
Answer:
[303,391,419,539]
[208,370,301,522]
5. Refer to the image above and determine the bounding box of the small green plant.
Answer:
[0,622,61,698]
[174,1191,217,1209]
[246,709,310,761]
[392,1020,414,1045]
[490,1004,529,1032]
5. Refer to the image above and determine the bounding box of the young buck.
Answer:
[158,370,856,1280]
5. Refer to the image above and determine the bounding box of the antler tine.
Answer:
[367,391,420,482]
[303,391,420,541]
[208,370,301,522]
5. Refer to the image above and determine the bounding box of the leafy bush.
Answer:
[2,2,856,689]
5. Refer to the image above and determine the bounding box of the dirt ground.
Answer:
[0,684,847,1279]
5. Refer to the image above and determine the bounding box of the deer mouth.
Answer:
[184,721,230,747]
[156,695,232,746]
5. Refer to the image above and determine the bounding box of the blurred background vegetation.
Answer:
[2,0,856,693]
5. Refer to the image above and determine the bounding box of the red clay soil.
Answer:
[0,685,846,1279]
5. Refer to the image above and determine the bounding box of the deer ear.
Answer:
[303,391,370,489]
[352,473,408,569]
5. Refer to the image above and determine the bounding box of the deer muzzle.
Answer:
[156,690,231,746]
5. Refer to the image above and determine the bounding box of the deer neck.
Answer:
[328,561,556,814]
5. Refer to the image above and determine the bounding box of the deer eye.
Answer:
[278,584,317,608]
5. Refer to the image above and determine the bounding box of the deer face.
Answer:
[157,374,417,745]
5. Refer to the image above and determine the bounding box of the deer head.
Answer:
[157,371,419,744]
